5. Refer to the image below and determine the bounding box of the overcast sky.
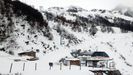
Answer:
[20,0,133,10]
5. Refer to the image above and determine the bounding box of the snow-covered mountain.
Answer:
[0,0,133,75]
[42,7,133,74]
[113,5,133,17]
[0,0,53,55]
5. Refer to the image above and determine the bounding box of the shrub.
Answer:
[8,50,14,55]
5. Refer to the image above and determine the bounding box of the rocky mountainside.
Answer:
[0,0,53,55]
[0,1,133,74]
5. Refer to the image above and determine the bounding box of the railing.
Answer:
[0,61,116,74]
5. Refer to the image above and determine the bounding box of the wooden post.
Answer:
[23,63,25,71]
[9,63,13,73]
[60,62,62,70]
[106,60,108,68]
[80,65,81,70]
[85,60,87,66]
[35,63,37,71]
[49,66,51,70]
[79,62,81,70]
[69,64,71,70]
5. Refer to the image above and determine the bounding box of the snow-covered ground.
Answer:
[1,1,133,75]
[0,47,94,75]
[1,32,133,75]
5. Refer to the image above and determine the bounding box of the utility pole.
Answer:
[60,33,63,45]
[60,24,63,46]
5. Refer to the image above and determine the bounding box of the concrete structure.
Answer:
[78,51,112,68]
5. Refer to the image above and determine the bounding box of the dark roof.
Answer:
[80,51,93,56]
[91,51,109,57]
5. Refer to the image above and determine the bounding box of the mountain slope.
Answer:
[42,6,133,75]
[0,1,133,75]
[0,0,53,55]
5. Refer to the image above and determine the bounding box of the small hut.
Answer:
[63,57,80,66]
[18,51,36,59]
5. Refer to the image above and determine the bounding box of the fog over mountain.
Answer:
[113,5,133,17]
